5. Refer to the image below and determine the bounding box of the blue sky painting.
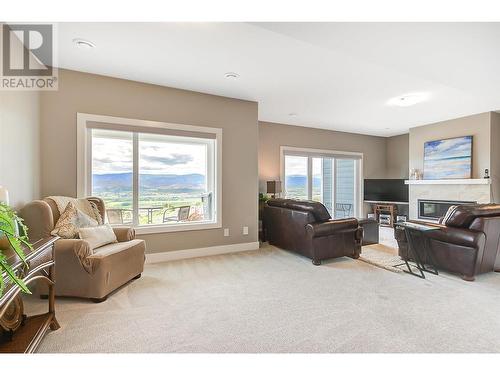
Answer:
[423,136,472,179]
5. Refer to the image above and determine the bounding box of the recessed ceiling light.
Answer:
[387,92,430,107]
[73,38,95,50]
[288,113,297,117]
[224,72,239,79]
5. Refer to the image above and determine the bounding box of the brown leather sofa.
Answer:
[20,197,145,302]
[264,198,363,265]
[394,204,500,281]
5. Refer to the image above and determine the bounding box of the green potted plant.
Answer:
[0,203,32,297]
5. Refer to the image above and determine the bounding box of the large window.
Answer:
[78,113,221,234]
[281,147,362,218]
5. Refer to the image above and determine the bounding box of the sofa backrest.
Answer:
[266,198,331,223]
[443,204,500,229]
[19,200,55,242]
[19,196,107,242]
[43,197,61,226]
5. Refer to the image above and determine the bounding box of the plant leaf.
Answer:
[0,261,31,294]
[0,202,33,297]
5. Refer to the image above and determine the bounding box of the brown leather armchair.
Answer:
[264,199,363,265]
[395,204,500,281]
[20,197,145,302]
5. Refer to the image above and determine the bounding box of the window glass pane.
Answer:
[321,158,334,215]
[312,157,322,202]
[91,129,134,224]
[334,159,355,218]
[284,155,308,199]
[138,133,212,225]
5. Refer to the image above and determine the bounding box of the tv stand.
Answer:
[373,203,398,228]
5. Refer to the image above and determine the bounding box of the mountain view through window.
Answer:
[91,129,214,226]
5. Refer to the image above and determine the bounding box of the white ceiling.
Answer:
[55,22,500,137]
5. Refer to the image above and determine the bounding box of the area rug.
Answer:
[359,244,404,273]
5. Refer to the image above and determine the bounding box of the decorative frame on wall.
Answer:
[423,135,473,180]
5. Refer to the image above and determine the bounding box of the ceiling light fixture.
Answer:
[224,72,239,79]
[288,113,297,117]
[387,92,430,107]
[73,38,95,50]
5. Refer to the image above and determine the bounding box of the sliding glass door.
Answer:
[334,158,356,218]
[282,148,361,218]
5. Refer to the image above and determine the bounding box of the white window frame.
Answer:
[280,146,363,218]
[77,113,222,234]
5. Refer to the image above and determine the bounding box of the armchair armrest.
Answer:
[112,227,136,242]
[427,226,486,249]
[306,218,358,238]
[54,238,93,273]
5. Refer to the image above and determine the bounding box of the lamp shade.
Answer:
[266,180,282,194]
[0,186,9,205]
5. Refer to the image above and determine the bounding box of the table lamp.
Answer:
[0,186,9,205]
[266,180,282,199]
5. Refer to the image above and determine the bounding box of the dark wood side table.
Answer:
[394,222,439,279]
[0,236,60,353]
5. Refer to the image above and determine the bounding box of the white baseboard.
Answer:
[145,241,260,264]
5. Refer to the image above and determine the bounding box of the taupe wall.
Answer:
[409,112,491,179]
[386,134,409,179]
[258,121,388,192]
[40,69,258,253]
[0,91,40,208]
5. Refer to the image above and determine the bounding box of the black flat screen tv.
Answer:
[364,179,408,203]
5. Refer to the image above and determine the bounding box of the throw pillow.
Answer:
[51,201,99,239]
[442,205,458,225]
[78,224,118,250]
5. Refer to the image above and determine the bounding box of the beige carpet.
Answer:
[25,243,500,353]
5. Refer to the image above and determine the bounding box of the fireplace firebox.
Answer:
[418,199,476,221]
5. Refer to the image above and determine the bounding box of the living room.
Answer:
[1,2,500,373]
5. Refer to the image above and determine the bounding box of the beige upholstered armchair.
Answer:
[20,197,145,302]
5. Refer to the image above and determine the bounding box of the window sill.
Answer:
[132,221,222,235]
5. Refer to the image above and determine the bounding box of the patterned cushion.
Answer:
[51,201,99,239]
[442,205,458,225]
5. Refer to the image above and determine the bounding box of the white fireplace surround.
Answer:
[407,179,492,220]
[405,179,491,185]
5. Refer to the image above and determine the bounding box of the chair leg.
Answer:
[133,273,142,280]
[312,259,321,266]
[461,274,475,282]
[91,296,108,303]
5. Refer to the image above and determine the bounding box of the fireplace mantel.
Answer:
[405,179,491,185]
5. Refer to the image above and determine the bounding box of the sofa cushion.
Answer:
[267,198,331,222]
[89,239,145,259]
[51,201,99,238]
